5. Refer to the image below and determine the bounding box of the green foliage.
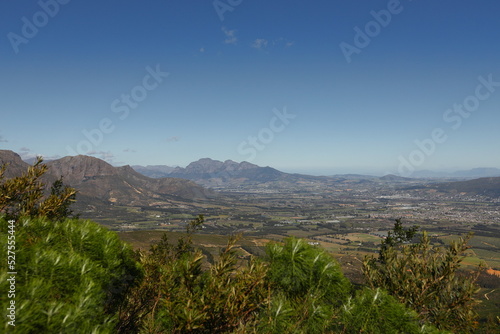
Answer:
[256,237,434,334]
[260,237,438,334]
[46,176,79,220]
[118,216,269,333]
[0,157,77,221]
[379,218,418,262]
[121,230,441,333]
[364,220,483,333]
[260,237,350,333]
[0,214,441,333]
[266,237,350,302]
[175,214,205,257]
[0,216,141,333]
[338,288,444,334]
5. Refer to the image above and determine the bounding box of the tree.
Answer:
[364,220,483,333]
[0,157,77,221]
[118,216,269,333]
[378,218,418,262]
[44,176,79,221]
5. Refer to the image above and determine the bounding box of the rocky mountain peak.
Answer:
[185,158,224,173]
[47,155,116,184]
[0,150,29,178]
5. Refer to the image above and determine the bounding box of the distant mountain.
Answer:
[166,158,276,187]
[170,158,259,175]
[163,158,331,188]
[412,168,500,179]
[379,174,414,182]
[435,177,500,197]
[131,165,176,178]
[23,156,58,165]
[0,150,29,178]
[331,174,378,180]
[0,150,214,210]
[452,168,500,178]
[133,158,425,188]
[411,170,451,178]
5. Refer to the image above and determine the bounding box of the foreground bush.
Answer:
[1,215,443,333]
[0,217,141,333]
[118,216,269,333]
[364,220,482,333]
[258,237,440,334]
[337,287,445,334]
[0,157,77,221]
[119,227,439,333]
[259,237,350,333]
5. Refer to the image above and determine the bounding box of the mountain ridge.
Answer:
[162,158,329,188]
[3,150,499,201]
[412,167,500,179]
[434,177,500,197]
[0,150,214,210]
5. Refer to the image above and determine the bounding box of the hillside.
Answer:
[0,150,30,178]
[167,158,264,185]
[0,150,215,210]
[379,174,414,182]
[131,165,176,178]
[141,158,335,188]
[412,168,500,179]
[435,177,500,197]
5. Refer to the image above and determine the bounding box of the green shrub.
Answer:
[266,237,351,303]
[0,158,77,221]
[364,220,482,333]
[118,218,269,333]
[0,216,141,333]
[260,237,440,334]
[260,237,351,333]
[337,287,445,334]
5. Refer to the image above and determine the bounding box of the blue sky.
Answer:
[1,0,499,176]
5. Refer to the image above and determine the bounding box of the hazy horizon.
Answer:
[2,1,499,177]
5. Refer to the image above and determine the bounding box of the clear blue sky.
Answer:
[1,0,499,176]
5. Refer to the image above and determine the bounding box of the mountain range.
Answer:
[115,157,500,197]
[0,150,213,211]
[134,161,500,181]
[2,150,500,213]
[434,177,500,198]
[131,165,176,178]
[134,158,333,188]
[412,168,500,179]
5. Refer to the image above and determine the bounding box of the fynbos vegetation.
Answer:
[0,157,76,221]
[364,219,483,332]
